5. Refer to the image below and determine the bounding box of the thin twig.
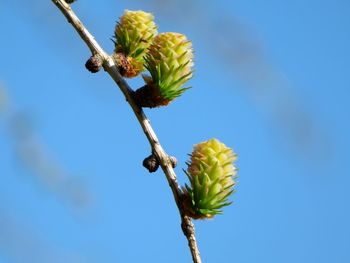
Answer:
[51,1,202,262]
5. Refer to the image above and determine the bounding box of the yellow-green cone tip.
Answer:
[140,32,194,105]
[113,10,157,78]
[183,138,237,219]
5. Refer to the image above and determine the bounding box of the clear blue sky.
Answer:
[0,0,349,262]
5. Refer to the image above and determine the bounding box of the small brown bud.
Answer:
[143,154,159,173]
[65,0,76,4]
[85,55,102,73]
[169,156,178,168]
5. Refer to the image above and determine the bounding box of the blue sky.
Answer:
[0,0,349,262]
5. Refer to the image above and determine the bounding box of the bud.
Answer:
[113,10,157,78]
[85,55,102,73]
[183,138,237,219]
[65,0,76,3]
[143,154,159,173]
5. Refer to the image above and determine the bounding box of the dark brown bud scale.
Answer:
[143,154,159,173]
[134,84,171,108]
[85,55,102,73]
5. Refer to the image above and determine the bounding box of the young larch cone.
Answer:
[134,32,194,108]
[113,10,157,78]
[183,138,237,219]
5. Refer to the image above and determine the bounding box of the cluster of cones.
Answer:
[86,9,238,220]
[111,10,194,108]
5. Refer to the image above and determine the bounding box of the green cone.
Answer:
[113,10,157,78]
[134,32,194,107]
[183,138,237,219]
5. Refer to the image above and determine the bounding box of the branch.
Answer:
[51,1,202,262]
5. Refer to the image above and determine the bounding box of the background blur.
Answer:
[1,0,349,262]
